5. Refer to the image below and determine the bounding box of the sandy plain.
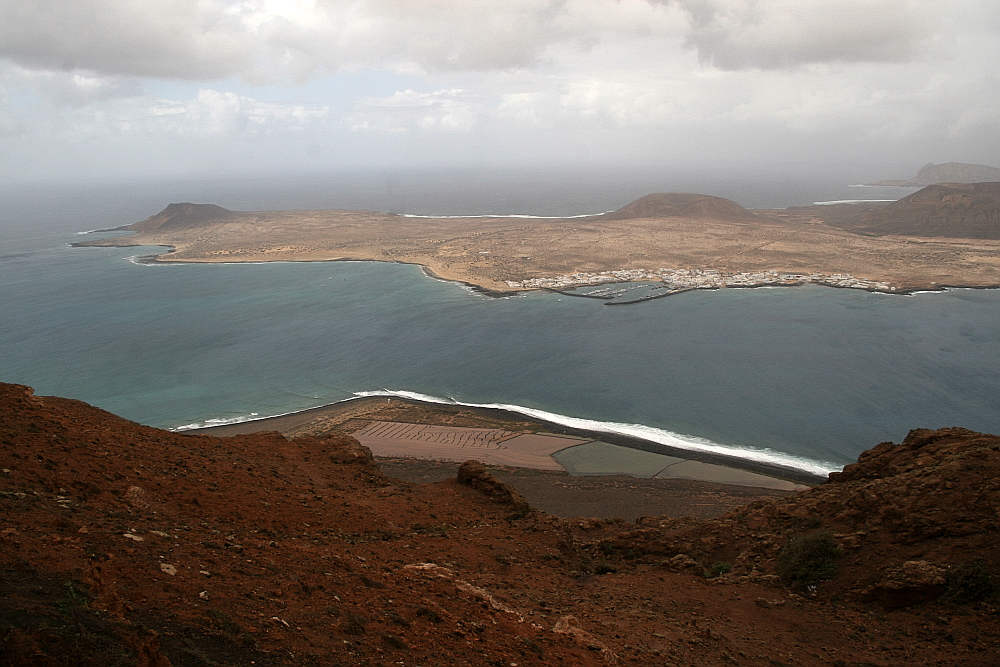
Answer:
[77,205,1000,293]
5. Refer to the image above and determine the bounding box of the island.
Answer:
[74,186,1000,296]
[867,161,1000,186]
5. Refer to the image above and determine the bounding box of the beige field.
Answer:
[351,421,576,471]
[78,207,1000,292]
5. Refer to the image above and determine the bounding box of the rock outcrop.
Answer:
[457,459,531,513]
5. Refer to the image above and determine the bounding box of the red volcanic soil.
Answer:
[2,382,999,666]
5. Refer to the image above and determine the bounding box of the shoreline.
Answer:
[82,242,1000,303]
[68,193,1000,300]
[192,394,828,486]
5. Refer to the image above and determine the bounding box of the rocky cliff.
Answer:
[870,162,1000,187]
[2,383,998,666]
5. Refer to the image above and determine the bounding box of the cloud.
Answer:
[1,1,997,180]
[347,88,483,133]
[0,1,253,79]
[126,88,330,137]
[4,65,144,109]
[0,0,683,82]
[667,0,939,70]
[0,83,330,140]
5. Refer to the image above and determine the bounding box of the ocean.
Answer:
[1,170,997,476]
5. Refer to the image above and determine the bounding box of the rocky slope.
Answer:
[597,193,760,222]
[2,383,998,666]
[122,203,239,233]
[854,182,1000,239]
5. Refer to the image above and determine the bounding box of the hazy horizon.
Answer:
[1,1,998,186]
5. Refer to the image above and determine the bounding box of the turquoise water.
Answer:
[1,176,997,475]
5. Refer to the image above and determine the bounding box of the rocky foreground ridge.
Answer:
[2,383,998,666]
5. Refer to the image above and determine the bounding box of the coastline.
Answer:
[70,198,1000,301]
[194,394,828,486]
[73,234,1000,302]
[132,249,1000,301]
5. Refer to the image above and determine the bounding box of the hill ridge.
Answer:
[597,192,759,222]
[2,382,998,665]
[856,181,1000,238]
[126,202,238,233]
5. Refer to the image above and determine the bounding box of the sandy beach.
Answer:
[199,396,816,518]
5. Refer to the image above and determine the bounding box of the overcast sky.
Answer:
[1,0,998,184]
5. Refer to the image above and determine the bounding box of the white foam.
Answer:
[170,411,286,431]
[847,184,919,189]
[353,389,840,476]
[171,389,839,475]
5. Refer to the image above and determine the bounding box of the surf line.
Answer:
[353,389,839,478]
[173,389,837,480]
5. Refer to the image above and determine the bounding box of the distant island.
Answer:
[867,161,1000,186]
[74,185,1000,296]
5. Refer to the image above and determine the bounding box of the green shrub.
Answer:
[594,562,618,575]
[342,612,367,635]
[943,560,999,603]
[414,606,443,623]
[704,562,732,579]
[381,633,408,650]
[777,530,840,589]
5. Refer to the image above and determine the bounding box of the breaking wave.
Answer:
[353,389,840,476]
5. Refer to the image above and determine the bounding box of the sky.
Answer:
[1,0,998,184]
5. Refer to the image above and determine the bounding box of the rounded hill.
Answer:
[126,202,237,233]
[598,193,758,222]
[858,182,1000,238]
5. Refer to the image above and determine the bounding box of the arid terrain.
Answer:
[2,382,999,666]
[73,187,1000,294]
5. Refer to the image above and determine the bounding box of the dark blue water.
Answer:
[1,173,995,475]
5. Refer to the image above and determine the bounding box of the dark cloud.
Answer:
[0,0,252,79]
[668,0,936,70]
